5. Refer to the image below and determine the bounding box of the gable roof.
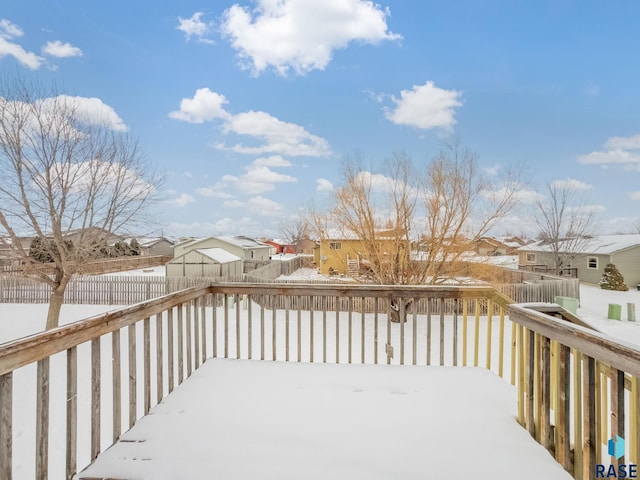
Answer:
[521,234,640,255]
[216,236,270,249]
[196,248,242,264]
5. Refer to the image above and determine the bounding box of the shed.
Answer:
[166,248,242,279]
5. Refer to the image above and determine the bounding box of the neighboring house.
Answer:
[173,236,272,262]
[63,226,122,246]
[518,234,640,287]
[475,236,528,256]
[263,240,284,255]
[318,230,408,276]
[293,237,316,255]
[133,237,177,256]
[166,248,242,278]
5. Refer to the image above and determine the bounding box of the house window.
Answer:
[251,250,255,259]
[329,242,342,250]
[526,253,536,263]
[587,256,598,269]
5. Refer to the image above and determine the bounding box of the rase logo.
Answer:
[595,436,637,479]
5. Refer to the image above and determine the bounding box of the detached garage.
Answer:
[166,248,242,279]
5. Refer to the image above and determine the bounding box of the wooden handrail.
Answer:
[509,304,640,378]
[0,284,209,376]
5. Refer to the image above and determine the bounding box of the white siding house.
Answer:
[173,236,271,262]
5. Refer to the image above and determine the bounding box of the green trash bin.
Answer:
[554,296,579,315]
[608,303,622,321]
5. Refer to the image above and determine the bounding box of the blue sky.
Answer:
[2,0,640,238]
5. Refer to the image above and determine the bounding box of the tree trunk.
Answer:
[45,285,66,330]
[389,298,413,323]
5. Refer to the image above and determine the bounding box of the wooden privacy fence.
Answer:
[508,304,640,480]
[0,282,634,479]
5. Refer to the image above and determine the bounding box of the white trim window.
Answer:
[329,242,342,250]
[526,253,536,263]
[587,256,598,269]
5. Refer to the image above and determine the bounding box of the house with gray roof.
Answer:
[518,234,640,288]
[173,236,271,262]
[166,248,242,278]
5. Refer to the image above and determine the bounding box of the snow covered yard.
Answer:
[78,359,572,480]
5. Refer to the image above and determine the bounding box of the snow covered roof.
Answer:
[196,248,242,264]
[520,234,640,255]
[216,236,270,249]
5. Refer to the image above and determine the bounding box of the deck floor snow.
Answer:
[79,359,572,480]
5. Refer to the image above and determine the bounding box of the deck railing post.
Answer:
[582,355,597,480]
[36,358,50,479]
[66,347,77,480]
[91,338,101,460]
[0,372,13,480]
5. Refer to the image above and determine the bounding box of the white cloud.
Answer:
[0,19,44,69]
[385,81,462,130]
[222,163,297,195]
[42,40,83,58]
[169,88,330,157]
[630,191,640,201]
[0,19,23,39]
[252,155,291,167]
[165,217,258,237]
[196,185,234,198]
[247,195,284,215]
[605,134,640,150]
[171,193,196,207]
[221,0,401,76]
[220,110,330,156]
[177,12,215,44]
[484,165,500,176]
[168,88,230,123]
[578,134,640,171]
[223,199,244,207]
[41,95,127,131]
[567,204,606,214]
[316,178,334,192]
[550,178,592,191]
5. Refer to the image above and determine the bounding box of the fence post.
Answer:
[0,372,12,480]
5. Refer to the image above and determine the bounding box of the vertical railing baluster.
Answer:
[322,296,327,363]
[452,299,458,367]
[348,297,353,364]
[260,295,265,361]
[632,376,640,465]
[156,313,163,405]
[516,325,524,426]
[399,298,405,366]
[285,296,290,362]
[462,300,468,367]
[540,336,551,451]
[498,307,505,378]
[177,305,184,384]
[555,344,571,473]
[526,329,535,437]
[112,330,121,443]
[486,300,493,370]
[194,299,200,369]
[427,298,432,366]
[167,308,175,393]
[385,299,390,365]
[310,296,314,363]
[361,296,366,365]
[439,298,445,366]
[248,294,253,360]
[373,297,378,365]
[235,294,241,359]
[66,348,77,480]
[473,299,480,367]
[412,298,417,366]
[611,368,625,467]
[36,358,49,479]
[0,372,11,480]
[336,301,340,364]
[510,311,517,386]
[201,296,207,363]
[186,302,193,376]
[128,324,137,428]
[212,295,218,359]
[143,317,151,415]
[297,297,302,362]
[224,295,229,358]
[573,350,584,480]
[272,295,277,361]
[91,338,101,460]
[583,356,597,480]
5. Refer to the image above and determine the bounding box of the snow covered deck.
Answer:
[78,359,572,480]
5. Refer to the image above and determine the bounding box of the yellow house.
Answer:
[318,230,409,277]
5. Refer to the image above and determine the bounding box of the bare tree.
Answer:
[534,180,597,275]
[279,212,311,250]
[317,144,521,320]
[0,77,160,329]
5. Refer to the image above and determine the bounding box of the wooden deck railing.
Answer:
[0,282,638,479]
[508,304,640,479]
